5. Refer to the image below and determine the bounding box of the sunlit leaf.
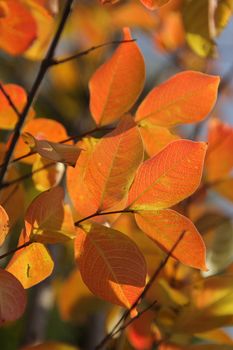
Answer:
[138,122,179,156]
[75,222,147,309]
[78,116,143,214]
[7,237,54,289]
[66,137,99,219]
[24,187,76,244]
[128,140,207,210]
[135,71,220,127]
[89,27,145,126]
[0,0,37,55]
[23,0,55,60]
[135,209,207,270]
[0,268,26,325]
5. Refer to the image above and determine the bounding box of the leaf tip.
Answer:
[122,27,132,41]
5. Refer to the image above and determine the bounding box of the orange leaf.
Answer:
[7,240,54,289]
[138,122,179,156]
[89,27,145,126]
[0,0,37,55]
[25,187,75,244]
[0,205,9,246]
[22,132,82,166]
[0,268,26,325]
[78,116,143,214]
[66,137,98,219]
[75,223,147,309]
[135,71,220,127]
[14,118,68,164]
[140,0,170,10]
[206,119,233,182]
[23,0,55,60]
[0,84,27,129]
[128,140,207,210]
[135,209,207,270]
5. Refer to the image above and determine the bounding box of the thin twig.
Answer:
[51,39,136,65]
[0,241,33,260]
[75,209,135,226]
[0,162,55,190]
[111,300,158,338]
[0,83,21,118]
[0,0,74,187]
[95,230,186,350]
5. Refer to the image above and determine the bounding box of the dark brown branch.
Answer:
[0,241,33,260]
[51,39,136,65]
[75,209,135,226]
[111,300,158,339]
[95,230,186,350]
[0,83,21,118]
[0,0,74,188]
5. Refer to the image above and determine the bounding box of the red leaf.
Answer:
[0,268,26,325]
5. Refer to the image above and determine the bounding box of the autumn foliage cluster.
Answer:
[0,0,233,350]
